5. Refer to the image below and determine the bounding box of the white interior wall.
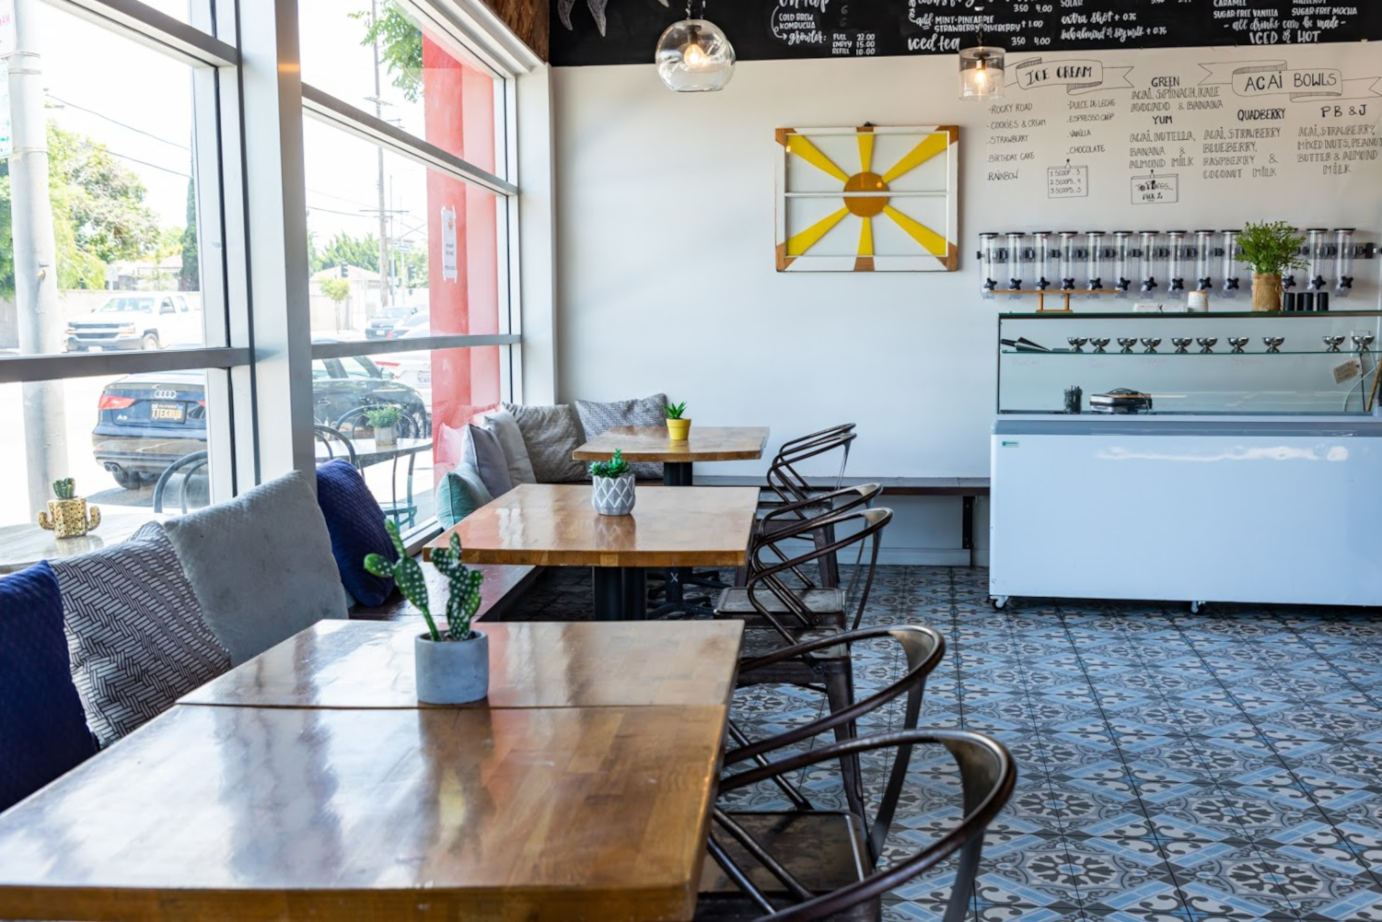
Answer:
[550,44,1382,564]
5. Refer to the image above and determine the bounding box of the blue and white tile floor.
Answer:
[514,565,1382,920]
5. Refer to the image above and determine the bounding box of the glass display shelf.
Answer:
[997,310,1382,416]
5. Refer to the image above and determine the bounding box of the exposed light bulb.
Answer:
[683,40,707,69]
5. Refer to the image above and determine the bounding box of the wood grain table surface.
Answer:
[0,703,727,922]
[572,426,769,463]
[425,484,760,569]
[179,620,744,710]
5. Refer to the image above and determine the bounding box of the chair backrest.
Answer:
[710,730,1016,922]
[746,506,892,639]
[313,425,358,466]
[332,404,422,441]
[764,425,857,507]
[152,450,210,514]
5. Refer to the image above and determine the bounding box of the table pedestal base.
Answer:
[593,567,648,621]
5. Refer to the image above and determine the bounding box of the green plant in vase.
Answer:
[1239,221,1307,312]
[364,405,402,445]
[590,448,636,515]
[38,477,100,539]
[664,401,691,440]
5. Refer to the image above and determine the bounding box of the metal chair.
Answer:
[759,425,859,586]
[329,408,421,529]
[152,450,209,514]
[313,425,358,465]
[697,730,1016,922]
[725,625,945,826]
[739,483,882,588]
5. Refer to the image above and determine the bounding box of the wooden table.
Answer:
[180,619,744,709]
[573,425,769,485]
[426,483,759,620]
[0,620,744,922]
[0,703,726,922]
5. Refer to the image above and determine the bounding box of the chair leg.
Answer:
[823,659,864,821]
[814,522,840,587]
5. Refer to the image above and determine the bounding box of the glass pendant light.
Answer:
[655,1,735,93]
[958,6,1003,100]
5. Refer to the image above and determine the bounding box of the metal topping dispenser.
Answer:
[1166,230,1187,292]
[1086,231,1105,291]
[1005,231,1025,291]
[1138,230,1160,293]
[1193,229,1215,291]
[1281,227,1301,291]
[1307,228,1329,291]
[1112,231,1134,293]
[1335,227,1356,296]
[1221,229,1242,296]
[1058,231,1079,291]
[1032,231,1053,291]
[979,232,1000,295]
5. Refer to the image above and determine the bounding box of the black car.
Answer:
[364,305,419,340]
[93,355,430,489]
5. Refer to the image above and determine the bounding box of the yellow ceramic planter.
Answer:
[666,418,691,441]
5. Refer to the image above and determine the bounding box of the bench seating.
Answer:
[695,474,991,566]
[350,563,538,623]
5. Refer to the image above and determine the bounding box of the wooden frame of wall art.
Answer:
[775,124,959,272]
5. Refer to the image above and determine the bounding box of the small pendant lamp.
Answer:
[655,1,735,93]
[958,6,1003,100]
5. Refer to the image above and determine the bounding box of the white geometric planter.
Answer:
[414,630,489,704]
[592,473,636,516]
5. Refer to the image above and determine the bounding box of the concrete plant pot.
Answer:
[592,472,636,516]
[414,630,489,704]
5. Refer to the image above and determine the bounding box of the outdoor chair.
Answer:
[696,730,1015,922]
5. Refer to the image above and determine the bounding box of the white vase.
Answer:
[414,630,489,704]
[375,424,397,447]
[591,472,636,515]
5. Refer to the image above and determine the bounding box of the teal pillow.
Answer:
[436,463,493,528]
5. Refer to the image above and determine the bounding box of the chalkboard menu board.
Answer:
[551,1,1382,67]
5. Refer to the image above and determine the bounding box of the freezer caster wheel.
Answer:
[1189,601,1206,614]
[990,596,1009,611]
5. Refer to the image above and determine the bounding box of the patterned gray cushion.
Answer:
[53,522,230,747]
[480,408,537,485]
[574,393,667,480]
[163,470,348,666]
[504,402,588,483]
[463,423,514,496]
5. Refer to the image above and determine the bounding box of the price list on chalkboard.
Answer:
[551,1,1382,67]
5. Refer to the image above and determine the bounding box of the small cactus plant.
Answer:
[590,448,631,479]
[363,521,484,642]
[52,478,75,500]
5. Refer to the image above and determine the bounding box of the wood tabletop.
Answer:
[572,426,769,463]
[0,703,726,922]
[425,484,759,568]
[179,620,744,711]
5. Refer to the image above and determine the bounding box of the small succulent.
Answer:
[365,521,439,641]
[364,405,402,428]
[664,401,687,420]
[590,448,631,479]
[430,533,484,642]
[52,478,75,500]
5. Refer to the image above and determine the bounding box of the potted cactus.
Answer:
[664,401,691,440]
[37,478,100,539]
[365,521,488,704]
[365,405,402,447]
[1239,221,1307,313]
[590,448,636,516]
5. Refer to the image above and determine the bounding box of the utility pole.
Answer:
[9,0,67,517]
[370,0,390,310]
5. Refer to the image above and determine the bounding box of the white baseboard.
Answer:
[876,547,988,567]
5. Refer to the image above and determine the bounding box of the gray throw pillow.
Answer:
[162,470,348,666]
[504,402,589,483]
[53,522,231,747]
[574,393,668,481]
[463,423,514,497]
[481,408,537,485]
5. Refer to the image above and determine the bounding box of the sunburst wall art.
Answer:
[775,124,959,273]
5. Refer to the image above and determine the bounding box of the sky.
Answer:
[21,0,449,249]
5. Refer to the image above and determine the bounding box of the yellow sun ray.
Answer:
[787,206,851,256]
[857,130,875,175]
[786,135,851,183]
[881,132,951,184]
[858,216,874,257]
[883,205,948,258]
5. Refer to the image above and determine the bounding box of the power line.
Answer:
[45,93,191,152]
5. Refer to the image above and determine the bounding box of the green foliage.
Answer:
[351,3,423,103]
[590,448,631,479]
[1239,221,1308,276]
[179,178,199,292]
[364,520,441,641]
[430,533,484,641]
[319,277,351,303]
[309,230,427,283]
[0,123,164,296]
[365,405,402,428]
[52,478,75,500]
[664,401,687,419]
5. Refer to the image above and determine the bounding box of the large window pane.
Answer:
[0,3,219,357]
[303,119,502,346]
[297,0,503,174]
[0,369,225,571]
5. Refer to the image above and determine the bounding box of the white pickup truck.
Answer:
[65,294,202,352]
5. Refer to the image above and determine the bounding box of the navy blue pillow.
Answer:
[0,561,98,811]
[316,459,397,607]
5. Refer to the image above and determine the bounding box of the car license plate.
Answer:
[151,402,185,423]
